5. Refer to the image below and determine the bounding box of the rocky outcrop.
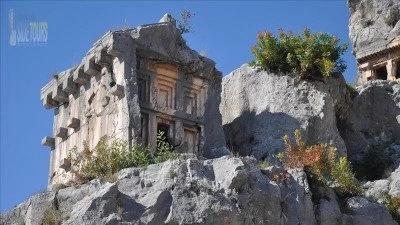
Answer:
[220,64,347,160]
[340,80,400,162]
[348,0,400,59]
[1,156,397,225]
[363,164,400,217]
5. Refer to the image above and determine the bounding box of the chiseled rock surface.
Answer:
[340,80,400,162]
[220,64,347,160]
[348,0,400,59]
[1,156,397,225]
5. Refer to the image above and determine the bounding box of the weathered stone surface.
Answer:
[40,17,227,186]
[362,164,400,208]
[220,64,347,160]
[2,157,397,225]
[340,80,400,162]
[389,165,400,198]
[326,75,352,120]
[364,179,391,200]
[315,189,343,225]
[348,0,400,59]
[0,191,56,225]
[345,197,398,225]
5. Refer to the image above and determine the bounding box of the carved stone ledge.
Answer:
[43,93,58,109]
[110,84,124,97]
[41,136,55,148]
[95,51,113,67]
[67,117,80,129]
[59,158,71,170]
[84,55,101,77]
[63,76,78,94]
[52,86,69,103]
[73,67,90,84]
[56,127,68,139]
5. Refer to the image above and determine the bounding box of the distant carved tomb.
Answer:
[39,15,224,185]
[356,37,400,85]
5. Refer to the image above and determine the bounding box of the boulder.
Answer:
[340,80,400,162]
[344,197,398,225]
[364,179,391,200]
[220,64,347,160]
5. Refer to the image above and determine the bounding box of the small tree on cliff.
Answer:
[250,28,348,80]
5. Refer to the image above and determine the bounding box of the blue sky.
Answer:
[0,0,355,212]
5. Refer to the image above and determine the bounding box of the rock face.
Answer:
[348,0,400,59]
[1,156,397,225]
[220,64,347,160]
[340,80,400,162]
[363,164,400,217]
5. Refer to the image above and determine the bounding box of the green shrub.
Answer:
[68,131,176,184]
[42,208,61,225]
[259,161,270,169]
[280,130,362,196]
[155,131,177,163]
[387,196,400,222]
[250,28,348,80]
[331,157,363,195]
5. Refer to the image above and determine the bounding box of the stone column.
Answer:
[174,120,184,148]
[149,112,158,153]
[387,59,397,80]
[357,62,372,85]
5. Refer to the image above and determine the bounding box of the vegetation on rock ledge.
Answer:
[67,131,176,184]
[278,130,362,195]
[250,28,348,80]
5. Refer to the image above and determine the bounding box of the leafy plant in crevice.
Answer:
[68,131,176,184]
[279,130,362,196]
[177,9,195,34]
[176,9,195,47]
[42,207,62,225]
[258,161,270,170]
[387,196,400,222]
[250,28,348,80]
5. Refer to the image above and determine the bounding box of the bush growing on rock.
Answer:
[42,208,62,225]
[68,131,176,184]
[280,130,362,195]
[250,28,348,80]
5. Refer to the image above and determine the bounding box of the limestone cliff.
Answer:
[348,0,400,59]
